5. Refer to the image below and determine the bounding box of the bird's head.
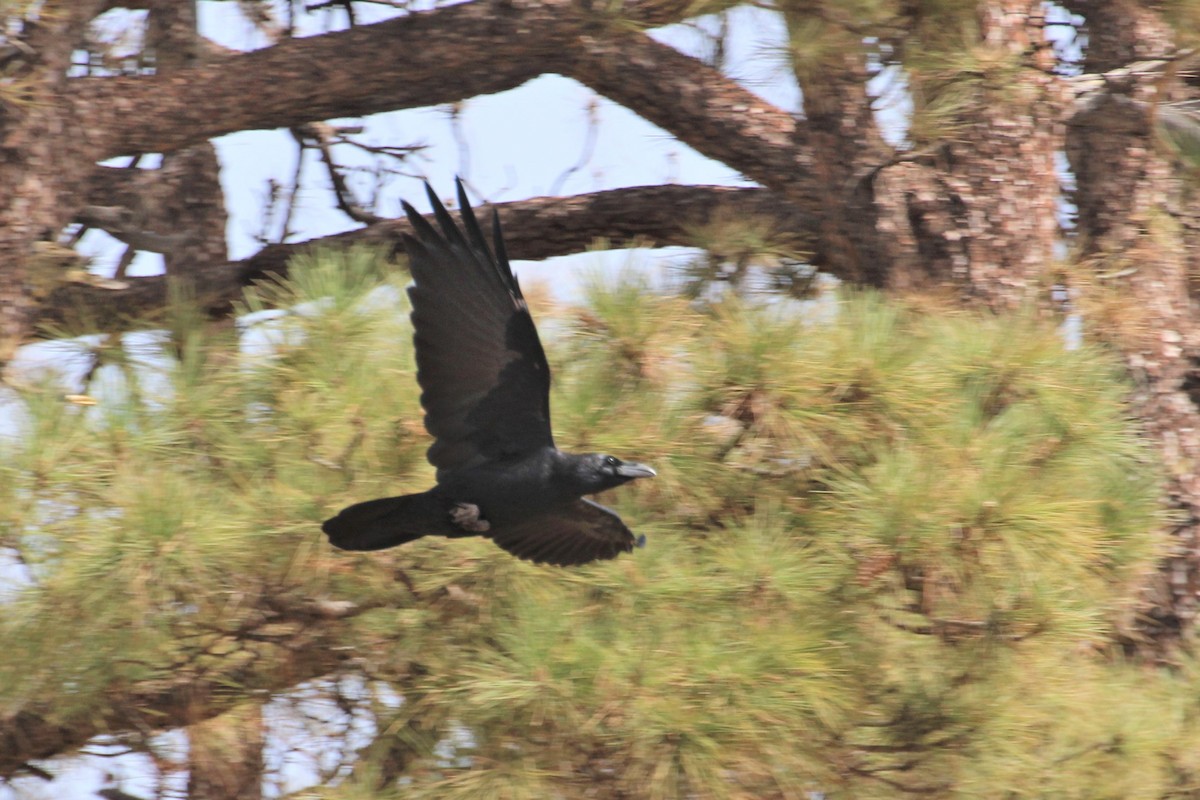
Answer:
[572,453,657,494]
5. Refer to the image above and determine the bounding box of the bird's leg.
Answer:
[450,502,491,532]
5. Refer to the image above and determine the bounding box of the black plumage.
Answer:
[322,181,655,566]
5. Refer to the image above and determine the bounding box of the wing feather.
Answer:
[403,181,554,477]
[489,499,639,566]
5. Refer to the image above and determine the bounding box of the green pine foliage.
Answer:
[0,250,1194,798]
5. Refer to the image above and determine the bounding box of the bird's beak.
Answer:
[616,462,657,479]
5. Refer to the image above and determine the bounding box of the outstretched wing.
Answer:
[489,499,640,566]
[403,181,553,477]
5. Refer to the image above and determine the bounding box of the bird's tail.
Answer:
[322,491,457,551]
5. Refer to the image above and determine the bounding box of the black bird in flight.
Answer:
[323,181,656,566]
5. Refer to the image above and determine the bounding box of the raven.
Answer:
[322,181,656,566]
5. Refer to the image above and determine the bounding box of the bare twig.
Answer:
[449,101,470,188]
[550,97,600,196]
[278,128,307,243]
[297,121,387,225]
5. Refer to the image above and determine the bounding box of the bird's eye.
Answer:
[604,456,619,466]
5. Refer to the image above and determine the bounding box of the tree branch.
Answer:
[0,590,400,780]
[32,184,813,333]
[296,122,385,225]
[564,29,814,204]
[0,628,350,780]
[73,0,576,159]
[19,0,807,348]
[71,0,705,161]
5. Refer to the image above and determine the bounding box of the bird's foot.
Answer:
[450,502,491,532]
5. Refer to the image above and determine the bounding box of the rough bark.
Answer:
[784,13,893,285]
[0,1,111,359]
[1066,0,1177,67]
[872,0,1064,304]
[0,0,226,358]
[147,0,202,71]
[953,0,1064,305]
[1063,0,1200,636]
[79,144,227,275]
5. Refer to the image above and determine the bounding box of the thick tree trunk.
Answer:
[1063,1,1200,637]
[788,33,893,285]
[874,0,1063,304]
[772,1,1063,303]
[952,0,1063,304]
[0,1,109,359]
